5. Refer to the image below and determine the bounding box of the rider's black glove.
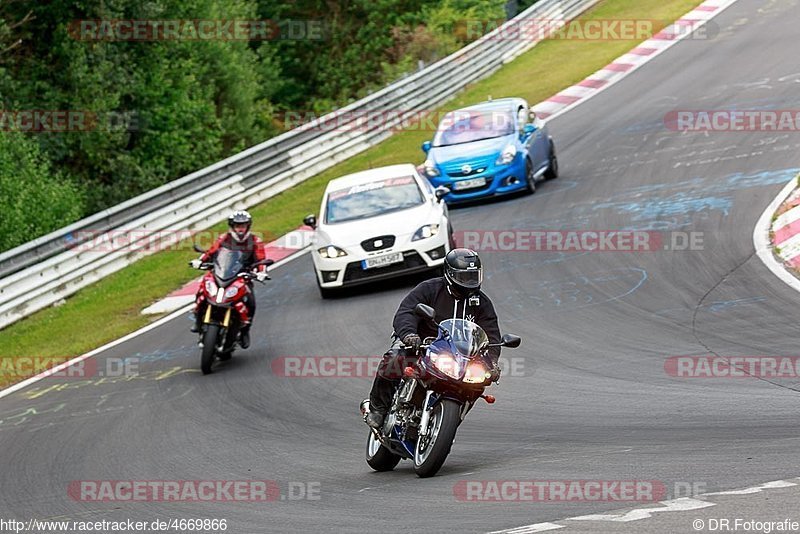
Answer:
[403,333,422,353]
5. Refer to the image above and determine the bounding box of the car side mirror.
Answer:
[414,303,436,321]
[434,186,450,202]
[502,334,521,348]
[422,141,432,154]
[303,214,317,229]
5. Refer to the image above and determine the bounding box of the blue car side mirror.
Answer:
[422,141,432,153]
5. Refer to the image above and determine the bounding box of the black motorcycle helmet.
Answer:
[228,210,253,243]
[444,248,483,300]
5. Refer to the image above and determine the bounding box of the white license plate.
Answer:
[362,252,404,270]
[452,177,486,190]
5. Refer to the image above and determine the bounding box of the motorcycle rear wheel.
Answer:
[365,430,401,472]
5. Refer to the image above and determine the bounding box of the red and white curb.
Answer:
[770,180,800,269]
[141,227,314,314]
[532,0,740,121]
[755,174,800,293]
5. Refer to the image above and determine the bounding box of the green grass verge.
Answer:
[0,0,701,387]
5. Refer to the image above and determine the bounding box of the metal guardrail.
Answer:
[0,0,599,329]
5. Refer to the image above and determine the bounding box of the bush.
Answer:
[0,133,84,251]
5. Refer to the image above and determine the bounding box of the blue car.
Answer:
[420,98,558,203]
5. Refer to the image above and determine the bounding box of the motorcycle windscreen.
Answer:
[213,248,246,284]
[439,319,489,358]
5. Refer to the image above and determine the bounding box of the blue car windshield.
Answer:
[433,110,516,147]
[325,176,424,224]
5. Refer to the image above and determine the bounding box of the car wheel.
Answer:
[544,141,559,180]
[525,160,536,194]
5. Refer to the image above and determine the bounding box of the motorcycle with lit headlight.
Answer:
[193,245,273,374]
[360,303,521,477]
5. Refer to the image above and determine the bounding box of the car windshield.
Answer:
[214,248,245,281]
[432,110,515,147]
[325,176,424,224]
[439,318,489,358]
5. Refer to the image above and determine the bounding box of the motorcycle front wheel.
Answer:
[413,399,460,478]
[201,324,220,375]
[365,430,401,472]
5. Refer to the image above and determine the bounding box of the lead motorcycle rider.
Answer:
[189,210,269,349]
[366,248,502,429]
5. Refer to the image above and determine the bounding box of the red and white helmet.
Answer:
[228,210,252,243]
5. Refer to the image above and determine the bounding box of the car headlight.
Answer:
[412,224,440,241]
[464,361,491,383]
[204,279,217,294]
[430,352,460,379]
[318,245,348,258]
[495,144,517,165]
[424,159,440,177]
[224,286,240,299]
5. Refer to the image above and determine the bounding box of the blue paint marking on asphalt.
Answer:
[122,346,193,364]
[722,168,800,189]
[593,193,732,220]
[496,267,648,312]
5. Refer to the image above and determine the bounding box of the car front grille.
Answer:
[361,235,395,252]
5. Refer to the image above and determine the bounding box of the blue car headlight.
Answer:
[423,159,440,177]
[495,144,517,166]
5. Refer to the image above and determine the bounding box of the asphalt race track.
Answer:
[2,1,799,532]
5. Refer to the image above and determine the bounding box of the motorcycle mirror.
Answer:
[414,303,436,322]
[193,244,206,253]
[253,258,275,267]
[502,334,521,348]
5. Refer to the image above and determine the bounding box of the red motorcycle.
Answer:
[193,245,273,374]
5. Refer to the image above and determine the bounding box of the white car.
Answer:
[303,164,453,298]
